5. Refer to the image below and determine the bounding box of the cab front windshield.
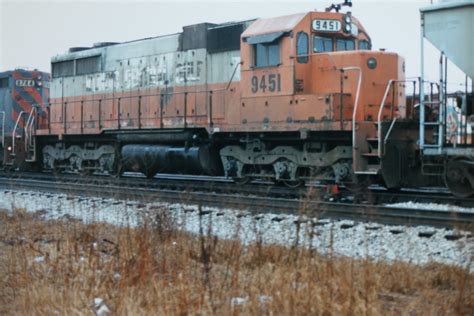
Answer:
[313,36,356,53]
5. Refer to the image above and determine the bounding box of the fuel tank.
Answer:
[120,144,221,177]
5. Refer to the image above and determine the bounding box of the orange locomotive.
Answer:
[15,3,425,189]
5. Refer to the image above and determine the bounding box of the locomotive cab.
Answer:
[237,10,409,186]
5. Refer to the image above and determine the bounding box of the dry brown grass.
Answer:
[0,206,472,315]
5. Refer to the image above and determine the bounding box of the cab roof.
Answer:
[242,12,306,38]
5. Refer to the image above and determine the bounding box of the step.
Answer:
[366,137,379,143]
[366,164,381,173]
[355,170,378,175]
[422,164,443,169]
[367,167,380,173]
[361,152,379,157]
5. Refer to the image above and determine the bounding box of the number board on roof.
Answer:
[312,19,341,32]
[15,80,35,87]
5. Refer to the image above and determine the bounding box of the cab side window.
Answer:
[296,32,309,63]
[255,42,280,67]
[0,78,8,88]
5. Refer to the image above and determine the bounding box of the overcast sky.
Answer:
[0,0,467,88]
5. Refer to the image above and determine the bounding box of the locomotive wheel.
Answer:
[81,168,93,176]
[232,177,250,185]
[79,161,93,176]
[52,166,61,176]
[344,177,371,193]
[282,179,305,188]
[344,176,373,203]
[444,159,474,198]
[145,172,156,179]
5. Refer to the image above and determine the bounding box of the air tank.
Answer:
[120,144,222,178]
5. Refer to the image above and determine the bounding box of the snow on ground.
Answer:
[0,190,472,272]
[386,201,474,213]
[94,298,111,316]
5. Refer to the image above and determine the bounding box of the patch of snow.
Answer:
[94,298,104,306]
[231,296,248,307]
[258,295,272,304]
[386,201,474,213]
[96,304,110,316]
[34,256,45,263]
[94,298,110,316]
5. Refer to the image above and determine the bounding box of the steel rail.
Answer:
[0,176,472,230]
[0,171,473,208]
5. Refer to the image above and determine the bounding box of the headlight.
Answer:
[367,57,377,69]
[344,24,351,32]
[344,15,351,24]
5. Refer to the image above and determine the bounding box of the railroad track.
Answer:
[0,172,473,229]
[1,170,473,207]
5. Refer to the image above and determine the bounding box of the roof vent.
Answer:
[93,42,119,48]
[68,47,90,53]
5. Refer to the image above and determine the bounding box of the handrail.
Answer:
[377,79,417,157]
[383,118,398,146]
[346,67,362,156]
[12,111,27,154]
[25,107,37,151]
[413,101,439,108]
[25,107,36,132]
[377,79,396,157]
[0,111,5,148]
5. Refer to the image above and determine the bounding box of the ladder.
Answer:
[420,52,446,155]
[420,100,444,153]
[419,98,445,175]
